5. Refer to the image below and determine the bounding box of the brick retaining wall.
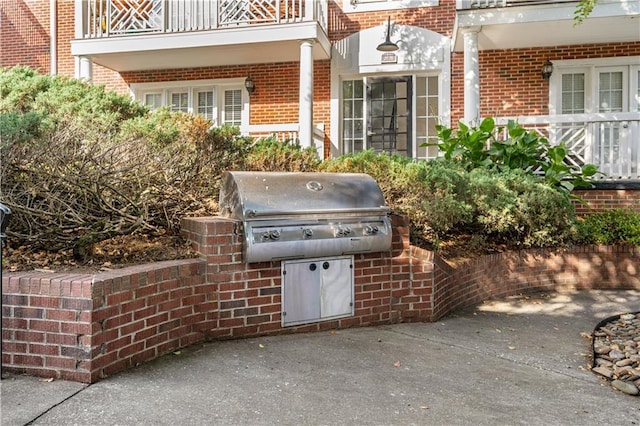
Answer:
[2,215,638,383]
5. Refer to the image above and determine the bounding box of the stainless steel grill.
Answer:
[218,171,392,263]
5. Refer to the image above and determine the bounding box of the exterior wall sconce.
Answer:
[376,17,399,52]
[244,75,256,95]
[541,60,553,80]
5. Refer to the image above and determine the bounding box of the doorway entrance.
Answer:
[367,77,412,157]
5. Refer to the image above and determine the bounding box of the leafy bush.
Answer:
[575,208,640,245]
[431,117,601,193]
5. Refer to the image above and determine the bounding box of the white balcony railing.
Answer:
[495,112,640,180]
[81,0,327,38]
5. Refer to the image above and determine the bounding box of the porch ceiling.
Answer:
[71,22,331,72]
[453,1,640,51]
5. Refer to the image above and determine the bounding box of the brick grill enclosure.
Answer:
[2,215,639,383]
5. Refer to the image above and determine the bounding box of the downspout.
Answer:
[50,0,57,75]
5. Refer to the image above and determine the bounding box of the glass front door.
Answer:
[367,77,412,157]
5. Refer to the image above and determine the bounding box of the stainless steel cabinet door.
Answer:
[282,256,354,326]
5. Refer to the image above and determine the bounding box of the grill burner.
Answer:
[219,171,392,263]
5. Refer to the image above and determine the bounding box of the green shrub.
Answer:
[243,137,320,172]
[575,208,640,245]
[322,151,575,249]
[0,67,250,254]
[469,168,576,247]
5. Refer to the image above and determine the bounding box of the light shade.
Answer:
[377,17,399,52]
[541,60,553,80]
[244,75,256,95]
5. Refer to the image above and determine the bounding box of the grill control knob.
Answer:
[269,230,281,240]
[364,225,380,235]
[335,226,353,237]
[261,231,271,241]
[302,228,313,239]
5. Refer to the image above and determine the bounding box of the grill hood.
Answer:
[219,171,390,220]
[219,171,392,263]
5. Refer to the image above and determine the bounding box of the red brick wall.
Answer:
[1,0,51,72]
[327,0,456,42]
[573,188,640,216]
[429,245,640,320]
[2,260,206,383]
[2,215,639,383]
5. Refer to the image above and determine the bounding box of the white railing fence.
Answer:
[495,113,640,180]
[82,0,326,38]
[246,123,325,159]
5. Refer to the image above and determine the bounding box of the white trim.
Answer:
[342,0,438,13]
[131,78,246,91]
[631,66,640,112]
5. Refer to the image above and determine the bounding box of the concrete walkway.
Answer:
[2,289,639,426]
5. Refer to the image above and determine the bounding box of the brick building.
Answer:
[2,0,639,179]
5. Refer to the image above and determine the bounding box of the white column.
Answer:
[50,0,57,75]
[463,27,480,125]
[77,56,93,82]
[298,39,314,149]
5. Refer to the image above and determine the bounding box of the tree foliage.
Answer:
[574,0,598,25]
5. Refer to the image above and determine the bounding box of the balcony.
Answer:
[71,0,330,72]
[495,113,640,180]
[453,0,639,51]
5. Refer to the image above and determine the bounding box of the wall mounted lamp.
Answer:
[244,75,256,95]
[541,60,553,80]
[376,17,399,52]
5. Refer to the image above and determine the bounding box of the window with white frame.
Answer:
[133,80,247,128]
[550,57,640,178]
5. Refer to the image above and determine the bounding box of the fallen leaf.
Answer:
[40,378,54,382]
[495,328,502,333]
[173,350,181,355]
[579,332,591,339]
[420,406,429,410]
[259,344,265,348]
[508,346,516,350]
[393,361,401,368]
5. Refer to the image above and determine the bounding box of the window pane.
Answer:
[415,76,440,160]
[342,80,364,154]
[561,73,585,114]
[197,91,214,121]
[599,71,623,112]
[170,92,189,113]
[144,93,162,110]
[223,89,242,126]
